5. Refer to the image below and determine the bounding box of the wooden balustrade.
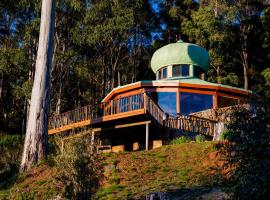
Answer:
[144,94,164,125]
[164,115,217,136]
[49,93,145,130]
[49,92,217,137]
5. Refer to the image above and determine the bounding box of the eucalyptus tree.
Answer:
[74,0,134,98]
[158,0,199,43]
[182,0,265,89]
[181,0,238,85]
[129,0,158,82]
[224,0,264,90]
[51,0,86,113]
[20,0,55,171]
[0,0,33,132]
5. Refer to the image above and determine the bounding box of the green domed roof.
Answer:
[150,40,210,73]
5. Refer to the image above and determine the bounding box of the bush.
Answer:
[195,134,206,143]
[54,137,101,199]
[220,130,233,141]
[0,134,23,188]
[0,134,22,147]
[216,101,270,199]
[170,136,191,144]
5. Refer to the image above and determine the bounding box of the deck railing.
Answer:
[144,94,165,126]
[49,93,145,130]
[101,93,144,116]
[164,115,217,136]
[49,92,217,136]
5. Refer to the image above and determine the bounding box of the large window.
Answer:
[218,96,239,108]
[172,64,189,77]
[194,66,205,80]
[180,92,213,115]
[149,92,177,114]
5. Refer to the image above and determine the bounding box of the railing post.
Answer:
[145,123,149,151]
[143,93,147,111]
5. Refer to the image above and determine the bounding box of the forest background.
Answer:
[1,0,270,134]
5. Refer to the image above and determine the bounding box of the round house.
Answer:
[103,40,253,116]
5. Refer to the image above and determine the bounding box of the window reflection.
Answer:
[162,67,167,79]
[172,64,189,77]
[218,96,239,108]
[180,92,213,115]
[149,92,176,114]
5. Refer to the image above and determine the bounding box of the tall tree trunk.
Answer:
[0,71,3,100]
[55,79,62,114]
[242,48,249,90]
[20,0,56,172]
[217,65,221,84]
[241,39,249,90]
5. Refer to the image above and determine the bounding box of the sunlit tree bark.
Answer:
[20,0,55,172]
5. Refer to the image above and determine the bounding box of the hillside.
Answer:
[0,142,225,200]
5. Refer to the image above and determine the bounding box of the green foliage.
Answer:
[216,101,270,199]
[0,134,23,189]
[54,138,101,199]
[217,73,239,87]
[0,134,22,147]
[262,68,270,86]
[195,134,206,143]
[170,136,191,144]
[220,130,233,141]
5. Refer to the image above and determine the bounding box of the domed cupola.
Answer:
[150,40,210,80]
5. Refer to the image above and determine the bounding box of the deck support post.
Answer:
[90,130,95,153]
[146,123,149,151]
[91,131,95,145]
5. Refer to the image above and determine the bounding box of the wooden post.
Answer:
[143,93,147,110]
[91,130,95,153]
[91,131,95,145]
[145,123,149,151]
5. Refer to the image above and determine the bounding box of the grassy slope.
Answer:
[96,142,222,199]
[0,142,222,200]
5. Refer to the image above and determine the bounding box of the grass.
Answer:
[1,142,222,199]
[0,164,61,200]
[94,142,221,199]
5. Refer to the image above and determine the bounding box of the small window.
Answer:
[158,70,162,80]
[194,66,205,80]
[172,64,189,77]
[162,67,167,79]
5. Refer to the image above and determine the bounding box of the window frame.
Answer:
[179,92,213,115]
[172,64,190,77]
[157,66,168,80]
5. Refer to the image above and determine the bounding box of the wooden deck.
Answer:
[48,93,217,136]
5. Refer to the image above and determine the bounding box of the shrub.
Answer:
[54,137,101,199]
[220,130,233,141]
[0,134,23,188]
[216,101,270,199]
[170,136,191,144]
[195,134,206,143]
[0,134,22,147]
